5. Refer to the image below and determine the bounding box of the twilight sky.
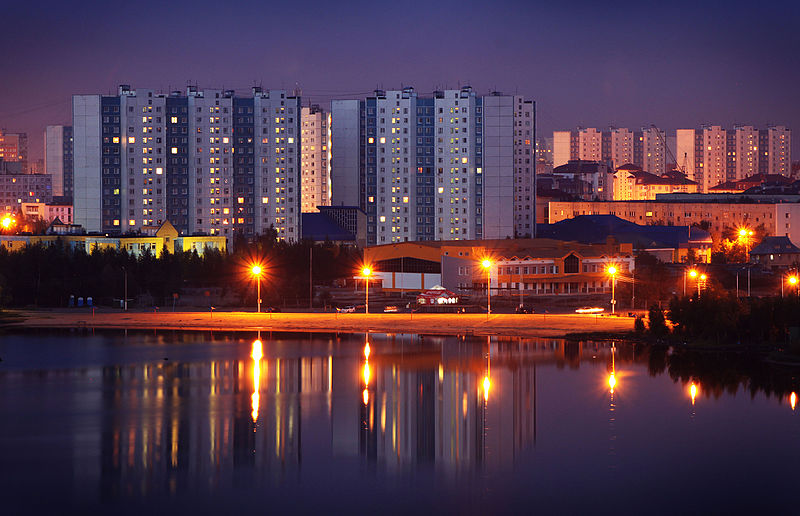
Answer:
[1,0,798,161]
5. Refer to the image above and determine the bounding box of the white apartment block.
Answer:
[300,105,330,213]
[640,126,667,175]
[72,85,300,244]
[512,96,535,237]
[610,128,634,167]
[578,127,602,162]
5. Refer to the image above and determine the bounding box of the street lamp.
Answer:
[698,273,707,297]
[481,259,492,318]
[0,215,15,233]
[607,265,618,314]
[251,264,263,312]
[785,274,799,298]
[684,268,698,296]
[362,267,371,314]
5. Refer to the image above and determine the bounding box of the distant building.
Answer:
[537,214,712,263]
[0,130,28,173]
[749,236,800,269]
[0,220,226,257]
[301,205,366,247]
[300,105,330,213]
[676,125,791,192]
[612,164,698,200]
[45,125,73,198]
[551,160,613,200]
[72,84,301,243]
[553,126,666,174]
[548,197,800,245]
[21,198,73,224]
[0,166,52,213]
[330,87,535,244]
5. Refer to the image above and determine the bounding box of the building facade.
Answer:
[330,87,535,245]
[612,165,698,200]
[549,198,800,245]
[676,125,792,192]
[553,126,666,174]
[0,130,28,173]
[300,105,331,212]
[0,168,52,213]
[45,125,74,198]
[72,85,301,243]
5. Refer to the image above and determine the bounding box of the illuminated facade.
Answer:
[676,125,792,192]
[0,130,28,172]
[0,169,52,213]
[72,85,301,243]
[553,126,666,174]
[549,198,800,245]
[330,87,535,244]
[612,165,699,200]
[300,105,331,212]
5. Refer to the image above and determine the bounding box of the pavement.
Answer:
[6,310,636,338]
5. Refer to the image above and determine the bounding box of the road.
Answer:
[7,310,635,338]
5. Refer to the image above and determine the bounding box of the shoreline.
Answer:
[3,310,636,339]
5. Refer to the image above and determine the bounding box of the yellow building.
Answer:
[613,165,698,200]
[0,221,226,257]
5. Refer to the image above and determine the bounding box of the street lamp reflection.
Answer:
[251,339,263,423]
[690,382,698,405]
[791,392,797,411]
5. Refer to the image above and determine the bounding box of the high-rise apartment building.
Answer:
[676,125,791,192]
[553,126,665,174]
[330,87,535,245]
[72,85,301,242]
[45,125,74,198]
[300,105,330,212]
[0,130,28,173]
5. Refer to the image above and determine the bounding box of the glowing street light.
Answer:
[481,259,492,318]
[362,267,372,314]
[786,274,799,298]
[607,265,618,314]
[684,268,698,296]
[250,264,264,312]
[1,215,14,230]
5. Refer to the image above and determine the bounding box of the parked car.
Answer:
[575,306,604,314]
[383,305,399,313]
[515,305,533,314]
[337,305,356,313]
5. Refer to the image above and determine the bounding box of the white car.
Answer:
[337,305,356,313]
[575,306,604,314]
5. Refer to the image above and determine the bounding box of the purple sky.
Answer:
[1,0,798,162]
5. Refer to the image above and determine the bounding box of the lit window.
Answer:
[237,197,245,203]
[112,137,119,143]
[128,137,135,144]
[171,116,178,123]
[262,197,269,204]
[129,219,135,226]
[113,219,120,226]
[171,147,178,154]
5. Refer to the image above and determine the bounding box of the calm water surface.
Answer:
[0,329,798,514]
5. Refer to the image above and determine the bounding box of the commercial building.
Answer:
[548,197,800,245]
[300,105,330,212]
[553,126,667,174]
[330,87,535,245]
[364,238,634,298]
[72,85,301,243]
[0,130,28,173]
[676,125,791,192]
[45,125,74,198]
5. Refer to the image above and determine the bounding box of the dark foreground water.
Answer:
[0,329,798,515]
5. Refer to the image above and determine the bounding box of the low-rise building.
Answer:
[749,236,800,269]
[612,165,698,200]
[0,220,226,257]
[364,238,634,298]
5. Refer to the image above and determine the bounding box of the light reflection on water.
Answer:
[0,329,798,514]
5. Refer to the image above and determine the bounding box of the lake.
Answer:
[0,329,797,514]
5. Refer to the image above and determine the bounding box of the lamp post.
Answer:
[362,267,371,314]
[251,265,263,313]
[481,259,492,319]
[698,273,707,297]
[607,265,618,314]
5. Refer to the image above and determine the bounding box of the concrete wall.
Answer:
[72,95,102,232]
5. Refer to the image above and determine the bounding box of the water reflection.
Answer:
[2,330,800,509]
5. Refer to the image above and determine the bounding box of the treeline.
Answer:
[641,292,800,347]
[0,234,362,308]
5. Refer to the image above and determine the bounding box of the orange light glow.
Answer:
[364,342,370,360]
[608,373,616,393]
[1,216,13,229]
[699,274,707,281]
[251,265,263,276]
[688,269,698,278]
[482,376,491,402]
[791,392,797,411]
[362,267,371,277]
[251,339,263,423]
[362,388,369,405]
[690,382,698,405]
[363,362,370,386]
[607,265,617,275]
[481,259,491,269]
[788,276,799,286]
